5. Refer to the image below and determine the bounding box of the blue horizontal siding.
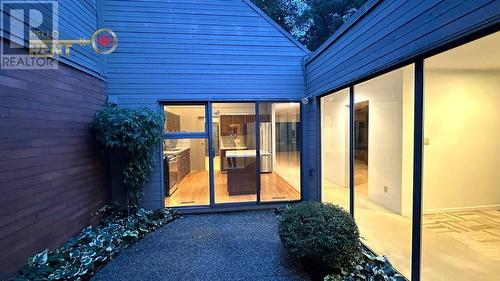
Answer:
[103,0,308,208]
[301,0,500,208]
[58,0,101,77]
[0,0,103,77]
[103,0,308,102]
[305,0,500,97]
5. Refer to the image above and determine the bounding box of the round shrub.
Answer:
[278,202,361,278]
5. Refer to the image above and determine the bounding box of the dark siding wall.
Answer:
[103,0,308,209]
[301,100,320,202]
[306,0,500,96]
[0,51,109,278]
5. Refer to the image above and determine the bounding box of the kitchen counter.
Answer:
[225,150,271,158]
[163,147,190,157]
[220,146,247,150]
[220,146,247,172]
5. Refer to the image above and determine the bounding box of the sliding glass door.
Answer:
[163,105,210,208]
[259,103,301,202]
[164,101,302,208]
[321,88,351,210]
[212,102,257,204]
[319,31,500,280]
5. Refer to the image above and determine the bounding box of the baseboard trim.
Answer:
[423,204,500,214]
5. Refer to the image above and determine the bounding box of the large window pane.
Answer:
[259,103,301,202]
[321,88,350,211]
[164,105,206,133]
[213,103,257,203]
[164,139,209,207]
[353,64,414,278]
[422,32,500,281]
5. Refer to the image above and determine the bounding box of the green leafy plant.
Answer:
[278,202,361,280]
[324,248,406,281]
[91,104,164,214]
[16,206,178,281]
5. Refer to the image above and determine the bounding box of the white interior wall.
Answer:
[355,68,407,214]
[423,69,500,212]
[321,89,350,188]
[321,32,500,216]
[401,67,415,217]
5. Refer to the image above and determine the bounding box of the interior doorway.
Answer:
[354,101,369,196]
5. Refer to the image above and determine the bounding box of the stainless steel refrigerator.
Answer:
[247,122,272,173]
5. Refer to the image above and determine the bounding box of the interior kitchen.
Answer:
[163,103,301,207]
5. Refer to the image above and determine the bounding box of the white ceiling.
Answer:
[426,31,500,70]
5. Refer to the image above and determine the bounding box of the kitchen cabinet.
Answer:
[165,111,180,132]
[178,148,191,179]
[246,114,270,123]
[220,115,245,136]
[220,114,270,136]
[164,148,190,196]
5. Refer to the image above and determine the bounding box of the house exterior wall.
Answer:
[0,46,109,279]
[0,1,107,277]
[303,0,500,201]
[0,0,104,77]
[305,0,500,96]
[102,0,308,208]
[300,99,321,202]
[57,0,104,77]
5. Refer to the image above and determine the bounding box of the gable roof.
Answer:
[242,0,310,54]
[305,0,380,63]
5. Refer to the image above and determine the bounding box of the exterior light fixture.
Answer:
[301,96,313,105]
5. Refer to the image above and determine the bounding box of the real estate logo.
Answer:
[1,1,117,70]
[1,1,58,69]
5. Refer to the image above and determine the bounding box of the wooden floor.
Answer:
[165,171,300,207]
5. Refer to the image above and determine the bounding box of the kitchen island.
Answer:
[225,150,271,195]
[220,146,247,172]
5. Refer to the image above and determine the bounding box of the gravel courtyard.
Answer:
[92,210,309,281]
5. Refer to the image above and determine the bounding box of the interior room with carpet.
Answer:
[321,31,500,281]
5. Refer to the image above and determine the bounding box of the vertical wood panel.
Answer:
[0,39,109,279]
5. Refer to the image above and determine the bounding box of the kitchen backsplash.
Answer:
[164,139,190,150]
[221,136,246,148]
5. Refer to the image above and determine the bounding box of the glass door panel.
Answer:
[212,103,257,204]
[421,32,500,281]
[353,64,414,278]
[163,138,210,207]
[259,103,301,202]
[320,89,350,210]
[163,103,209,208]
